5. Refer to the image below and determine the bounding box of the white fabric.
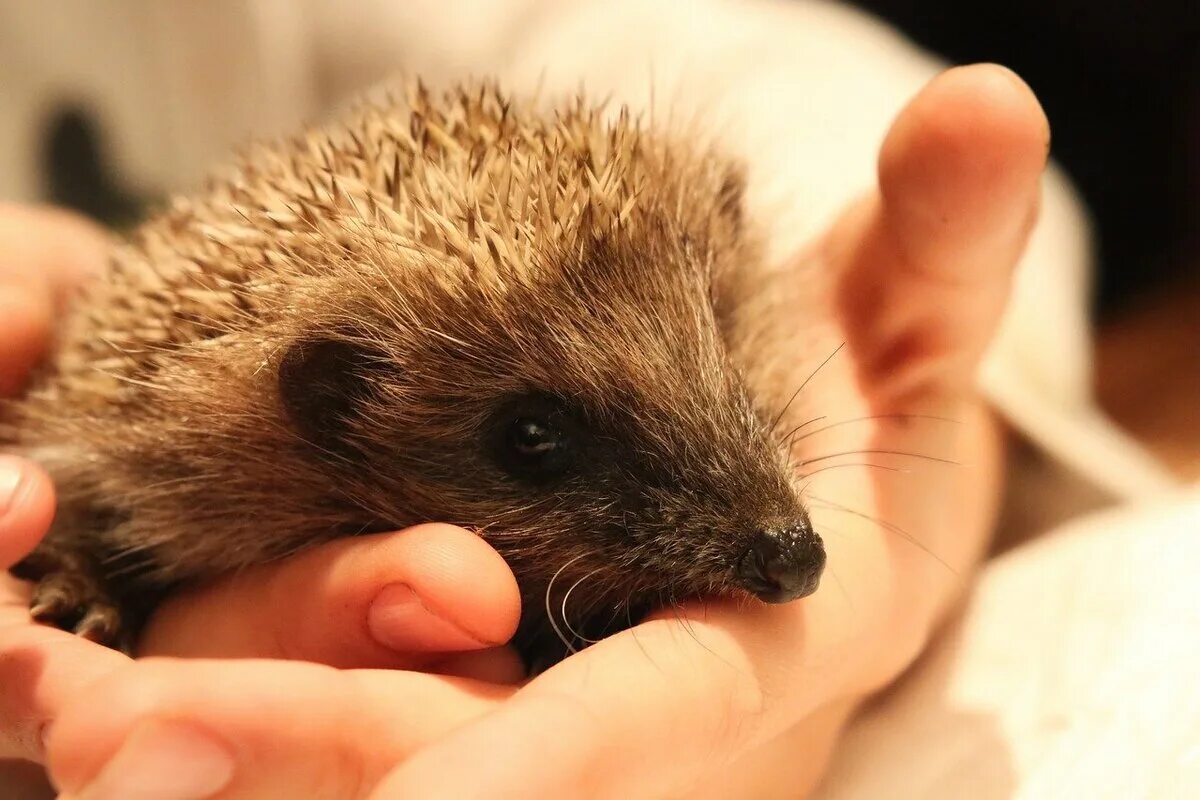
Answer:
[819,489,1200,800]
[0,1,1193,797]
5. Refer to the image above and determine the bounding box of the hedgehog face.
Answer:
[276,227,823,666]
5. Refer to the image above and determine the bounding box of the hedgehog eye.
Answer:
[510,419,563,457]
[490,395,576,483]
[499,416,570,481]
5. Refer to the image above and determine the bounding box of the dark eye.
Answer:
[490,396,576,483]
[510,418,564,458]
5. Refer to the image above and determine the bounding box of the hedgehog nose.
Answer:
[736,522,825,603]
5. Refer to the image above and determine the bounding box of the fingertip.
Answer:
[0,456,56,569]
[382,523,522,647]
[879,63,1048,244]
[46,662,248,799]
[0,203,109,308]
[974,63,1050,151]
[367,581,497,654]
[883,62,1049,177]
[928,63,1049,150]
[43,661,150,793]
[36,206,111,289]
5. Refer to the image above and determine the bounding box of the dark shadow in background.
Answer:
[39,104,147,232]
[850,0,1200,318]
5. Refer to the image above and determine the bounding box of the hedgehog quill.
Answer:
[3,81,825,669]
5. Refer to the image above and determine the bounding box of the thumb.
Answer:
[827,63,1049,409]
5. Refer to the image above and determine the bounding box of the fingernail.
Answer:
[0,455,28,519]
[368,582,491,653]
[73,720,235,800]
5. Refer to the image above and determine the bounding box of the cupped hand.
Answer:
[31,62,1048,800]
[366,63,1048,799]
[1,464,523,798]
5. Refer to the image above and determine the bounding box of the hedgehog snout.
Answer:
[734,519,825,603]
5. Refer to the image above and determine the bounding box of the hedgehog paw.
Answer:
[28,570,124,647]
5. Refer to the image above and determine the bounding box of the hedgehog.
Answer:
[3,80,825,668]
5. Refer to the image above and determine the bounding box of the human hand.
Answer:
[32,62,1048,799]
[1,463,524,798]
[1,468,528,800]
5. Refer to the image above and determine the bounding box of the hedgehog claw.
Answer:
[28,570,124,648]
[76,605,123,644]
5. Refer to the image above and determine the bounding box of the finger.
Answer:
[370,595,869,800]
[0,604,131,763]
[0,285,53,397]
[46,658,511,800]
[431,646,527,685]
[139,524,522,670]
[828,63,1050,406]
[0,457,56,570]
[0,203,107,300]
[0,204,108,396]
[0,457,130,763]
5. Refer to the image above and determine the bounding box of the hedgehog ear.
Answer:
[277,337,386,455]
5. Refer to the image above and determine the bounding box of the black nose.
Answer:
[736,522,825,603]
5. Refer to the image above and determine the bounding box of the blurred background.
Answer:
[8,2,1198,315]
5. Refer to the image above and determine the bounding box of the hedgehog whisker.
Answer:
[805,492,955,574]
[592,586,630,642]
[790,412,960,444]
[767,342,844,435]
[800,448,958,467]
[545,553,587,655]
[798,462,903,480]
[776,415,826,450]
[561,567,604,645]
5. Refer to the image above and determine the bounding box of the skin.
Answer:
[0,63,1046,799]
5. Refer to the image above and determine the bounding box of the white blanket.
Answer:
[821,489,1200,800]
